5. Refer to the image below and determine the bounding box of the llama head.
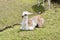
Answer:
[22,11,32,18]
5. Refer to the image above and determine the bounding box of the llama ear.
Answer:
[22,11,33,16]
[28,12,33,15]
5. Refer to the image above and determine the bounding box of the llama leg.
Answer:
[28,20,35,30]
[28,20,33,26]
[38,18,44,28]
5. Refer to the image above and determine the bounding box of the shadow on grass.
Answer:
[17,29,34,33]
[17,26,45,33]
[32,4,45,14]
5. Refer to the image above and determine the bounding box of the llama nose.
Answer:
[22,16,24,18]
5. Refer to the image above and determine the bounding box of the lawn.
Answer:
[0,0,60,40]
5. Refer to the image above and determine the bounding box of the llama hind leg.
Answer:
[38,18,44,28]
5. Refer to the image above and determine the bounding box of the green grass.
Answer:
[0,0,60,40]
[0,0,38,29]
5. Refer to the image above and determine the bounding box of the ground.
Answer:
[0,0,60,40]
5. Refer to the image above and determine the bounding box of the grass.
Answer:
[0,0,60,40]
[0,0,38,29]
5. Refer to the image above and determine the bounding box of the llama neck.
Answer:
[22,15,28,29]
